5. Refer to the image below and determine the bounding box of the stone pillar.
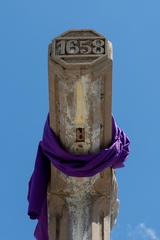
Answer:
[47,30,119,240]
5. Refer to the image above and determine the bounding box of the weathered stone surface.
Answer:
[47,29,119,240]
[48,167,119,240]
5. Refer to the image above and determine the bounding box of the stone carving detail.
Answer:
[55,39,105,56]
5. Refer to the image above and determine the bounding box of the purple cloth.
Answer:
[27,114,130,239]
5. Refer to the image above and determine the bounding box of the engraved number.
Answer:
[92,39,105,54]
[80,40,92,54]
[56,39,105,55]
[56,40,65,55]
[66,40,79,54]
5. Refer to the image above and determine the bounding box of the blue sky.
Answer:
[0,0,160,239]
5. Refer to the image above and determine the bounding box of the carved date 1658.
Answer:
[56,39,105,55]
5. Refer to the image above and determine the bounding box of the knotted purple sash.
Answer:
[27,115,130,239]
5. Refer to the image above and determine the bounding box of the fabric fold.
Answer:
[27,114,130,240]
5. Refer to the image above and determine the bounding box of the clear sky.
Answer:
[0,0,160,239]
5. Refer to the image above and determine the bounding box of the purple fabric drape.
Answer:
[27,115,130,240]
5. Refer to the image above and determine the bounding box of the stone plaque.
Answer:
[49,29,111,65]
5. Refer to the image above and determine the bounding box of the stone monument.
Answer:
[47,29,119,240]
